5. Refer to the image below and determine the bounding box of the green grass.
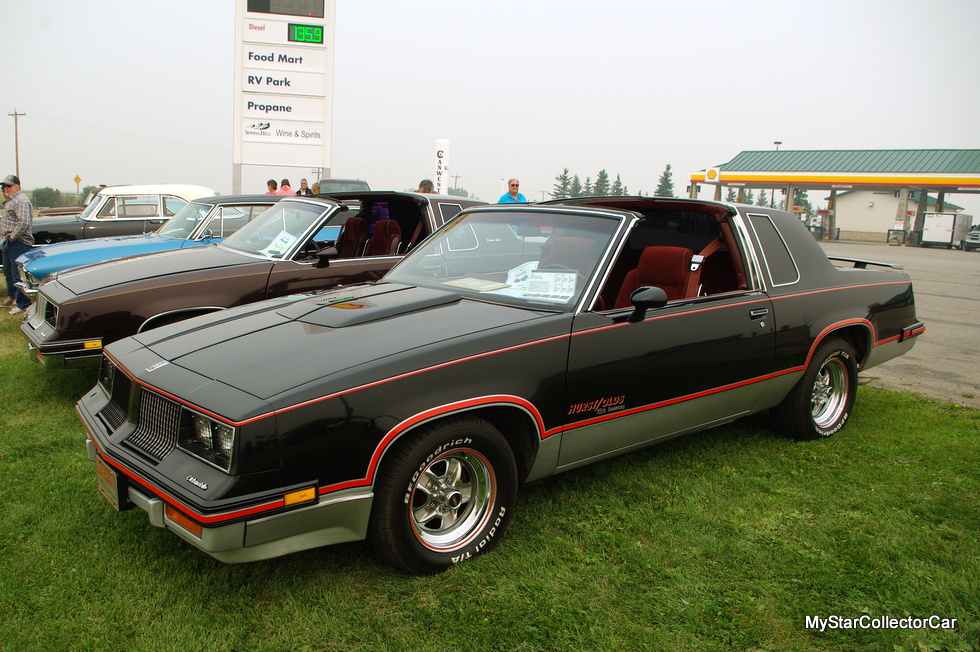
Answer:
[0,314,977,651]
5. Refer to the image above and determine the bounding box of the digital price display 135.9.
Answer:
[287,23,324,44]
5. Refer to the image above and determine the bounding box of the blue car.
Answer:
[17,195,282,296]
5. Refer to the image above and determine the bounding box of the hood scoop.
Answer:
[277,283,462,328]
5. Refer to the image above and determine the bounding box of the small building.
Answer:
[831,190,967,243]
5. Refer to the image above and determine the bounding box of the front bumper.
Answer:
[77,389,373,563]
[14,281,39,298]
[20,304,103,369]
[15,263,40,297]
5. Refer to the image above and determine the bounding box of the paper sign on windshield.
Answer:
[261,230,298,258]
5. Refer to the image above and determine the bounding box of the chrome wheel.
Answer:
[772,337,857,441]
[369,416,518,574]
[410,450,495,551]
[811,357,850,429]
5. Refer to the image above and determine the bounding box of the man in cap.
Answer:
[2,174,34,315]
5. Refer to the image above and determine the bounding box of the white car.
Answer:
[30,184,218,244]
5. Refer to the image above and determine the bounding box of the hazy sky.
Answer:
[3,0,980,213]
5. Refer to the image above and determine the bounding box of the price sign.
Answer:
[288,23,323,43]
[234,0,335,188]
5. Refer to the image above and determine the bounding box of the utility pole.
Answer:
[9,110,25,177]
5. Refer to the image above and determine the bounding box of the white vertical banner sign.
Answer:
[433,139,450,195]
[233,0,336,193]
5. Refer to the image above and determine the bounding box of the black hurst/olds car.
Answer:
[76,197,924,574]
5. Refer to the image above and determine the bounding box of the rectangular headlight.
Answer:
[98,355,116,394]
[179,412,236,471]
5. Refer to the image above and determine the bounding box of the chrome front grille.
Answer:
[99,398,127,431]
[124,390,182,461]
[97,355,182,463]
[26,294,49,329]
[94,358,233,472]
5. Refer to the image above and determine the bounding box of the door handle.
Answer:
[749,308,769,319]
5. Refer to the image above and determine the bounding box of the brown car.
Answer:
[22,192,484,368]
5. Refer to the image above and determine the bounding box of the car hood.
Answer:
[20,233,186,279]
[53,244,254,295]
[126,282,551,402]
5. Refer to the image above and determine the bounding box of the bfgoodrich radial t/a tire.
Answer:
[772,337,858,441]
[369,416,518,575]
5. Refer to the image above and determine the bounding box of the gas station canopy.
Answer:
[691,149,980,194]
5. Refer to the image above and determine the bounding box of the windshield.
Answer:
[78,194,107,219]
[319,179,370,192]
[385,209,621,309]
[220,201,332,258]
[157,202,211,238]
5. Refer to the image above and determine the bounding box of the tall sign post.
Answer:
[433,139,450,195]
[233,0,336,193]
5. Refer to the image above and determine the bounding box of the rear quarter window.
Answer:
[438,203,464,224]
[747,213,800,286]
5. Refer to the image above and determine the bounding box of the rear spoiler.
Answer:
[827,256,904,270]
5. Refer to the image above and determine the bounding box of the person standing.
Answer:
[498,179,527,203]
[265,179,278,195]
[276,179,294,195]
[2,174,34,314]
[295,178,314,196]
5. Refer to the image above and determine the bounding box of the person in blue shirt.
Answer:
[498,179,527,203]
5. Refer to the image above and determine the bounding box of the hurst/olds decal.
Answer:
[567,395,626,416]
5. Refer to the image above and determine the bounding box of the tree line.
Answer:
[550,164,675,199]
[724,187,813,217]
[25,186,100,209]
[551,165,813,217]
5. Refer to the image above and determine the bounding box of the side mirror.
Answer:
[627,286,668,323]
[315,246,339,268]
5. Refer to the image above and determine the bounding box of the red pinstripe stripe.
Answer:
[92,284,918,525]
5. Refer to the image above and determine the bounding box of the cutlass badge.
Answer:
[146,361,169,372]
